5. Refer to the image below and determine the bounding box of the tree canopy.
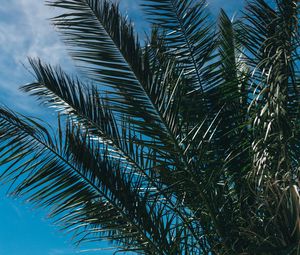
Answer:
[0,0,299,254]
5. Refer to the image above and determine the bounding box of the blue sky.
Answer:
[0,0,246,254]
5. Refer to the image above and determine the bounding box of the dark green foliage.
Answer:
[0,0,299,254]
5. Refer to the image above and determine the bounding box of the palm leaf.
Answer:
[0,107,190,253]
[21,58,208,253]
[238,0,300,183]
[142,0,215,94]
[48,0,197,175]
[44,1,236,250]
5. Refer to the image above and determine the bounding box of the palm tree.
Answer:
[0,0,299,254]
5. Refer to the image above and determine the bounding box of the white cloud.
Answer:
[0,0,68,64]
[0,0,142,114]
[0,0,245,115]
[0,0,72,114]
[18,0,69,64]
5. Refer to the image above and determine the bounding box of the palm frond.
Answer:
[142,0,215,94]
[48,0,193,171]
[228,0,300,252]
[0,107,190,254]
[21,58,209,253]
[238,0,300,184]
[38,1,239,251]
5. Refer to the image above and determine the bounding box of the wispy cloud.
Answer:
[0,0,246,114]
[0,0,68,64]
[0,0,71,114]
[0,0,144,114]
